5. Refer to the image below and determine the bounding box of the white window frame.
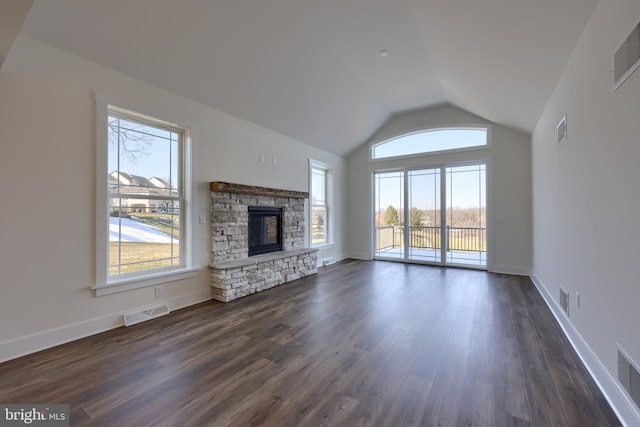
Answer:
[309,159,333,248]
[94,96,197,296]
[370,125,492,161]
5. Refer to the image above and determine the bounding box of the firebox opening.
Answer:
[248,206,283,256]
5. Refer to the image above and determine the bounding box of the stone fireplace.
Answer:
[208,182,318,302]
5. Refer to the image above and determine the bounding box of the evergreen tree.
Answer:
[384,205,400,226]
[409,207,422,227]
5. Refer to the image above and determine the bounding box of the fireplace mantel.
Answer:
[208,181,317,302]
[209,181,308,199]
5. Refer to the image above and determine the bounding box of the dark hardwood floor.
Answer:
[0,260,620,426]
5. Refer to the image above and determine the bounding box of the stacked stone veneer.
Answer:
[209,182,318,302]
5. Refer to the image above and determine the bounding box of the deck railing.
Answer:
[375,225,486,253]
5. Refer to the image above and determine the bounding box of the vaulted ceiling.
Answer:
[8,0,598,156]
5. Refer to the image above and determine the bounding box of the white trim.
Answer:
[315,252,348,268]
[92,267,200,296]
[347,252,373,261]
[485,156,494,271]
[309,158,333,247]
[440,165,447,263]
[312,242,335,250]
[96,96,109,284]
[530,274,640,427]
[490,264,531,276]
[371,158,491,270]
[94,93,196,292]
[0,288,212,363]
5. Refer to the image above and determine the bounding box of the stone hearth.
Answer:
[208,182,318,302]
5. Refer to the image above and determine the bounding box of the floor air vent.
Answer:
[559,287,570,317]
[618,345,640,410]
[124,304,170,327]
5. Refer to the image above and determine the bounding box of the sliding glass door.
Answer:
[374,171,405,259]
[374,163,487,268]
[445,164,486,266]
[407,168,442,263]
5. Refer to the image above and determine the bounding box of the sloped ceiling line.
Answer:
[15,0,598,156]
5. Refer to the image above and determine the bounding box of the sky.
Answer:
[108,116,179,186]
[374,129,487,211]
[375,165,486,213]
[373,128,487,159]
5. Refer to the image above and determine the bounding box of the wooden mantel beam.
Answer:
[209,181,308,199]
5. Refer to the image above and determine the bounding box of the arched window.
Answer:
[371,127,489,160]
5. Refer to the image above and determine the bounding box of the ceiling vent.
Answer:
[557,116,567,145]
[618,345,640,411]
[614,22,640,89]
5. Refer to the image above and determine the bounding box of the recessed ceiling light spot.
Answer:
[379,50,389,57]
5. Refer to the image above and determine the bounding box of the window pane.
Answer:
[374,171,405,258]
[108,115,181,195]
[312,206,327,244]
[372,128,487,159]
[311,168,326,205]
[109,198,181,275]
[106,106,186,280]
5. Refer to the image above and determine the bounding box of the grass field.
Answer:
[109,242,179,275]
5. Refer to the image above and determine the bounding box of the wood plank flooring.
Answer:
[0,260,621,426]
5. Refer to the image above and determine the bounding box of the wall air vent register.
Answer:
[614,22,640,90]
[559,287,570,316]
[618,345,640,411]
[557,115,567,145]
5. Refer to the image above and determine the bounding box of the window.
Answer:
[371,127,489,160]
[95,102,194,294]
[310,161,332,246]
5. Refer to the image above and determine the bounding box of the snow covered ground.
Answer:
[109,217,176,243]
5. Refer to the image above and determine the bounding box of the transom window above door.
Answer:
[371,127,489,160]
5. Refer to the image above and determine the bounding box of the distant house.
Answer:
[148,176,170,190]
[108,171,174,214]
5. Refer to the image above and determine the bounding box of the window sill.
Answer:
[311,242,335,250]
[93,267,200,296]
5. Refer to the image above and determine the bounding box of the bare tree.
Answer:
[108,117,153,164]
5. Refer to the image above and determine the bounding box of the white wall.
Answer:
[0,36,346,361]
[347,105,531,274]
[532,0,640,423]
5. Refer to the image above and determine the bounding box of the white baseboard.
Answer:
[491,264,531,276]
[167,288,212,312]
[530,274,640,427]
[316,252,349,268]
[347,252,372,261]
[0,288,212,363]
[332,253,349,263]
